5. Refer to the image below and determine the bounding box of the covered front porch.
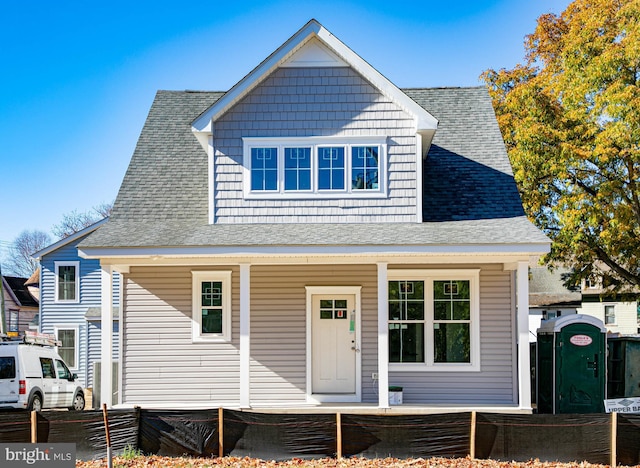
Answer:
[91,250,536,412]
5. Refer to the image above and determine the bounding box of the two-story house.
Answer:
[33,219,120,404]
[79,20,550,411]
[1,275,39,336]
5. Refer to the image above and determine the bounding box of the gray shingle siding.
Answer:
[213,67,417,224]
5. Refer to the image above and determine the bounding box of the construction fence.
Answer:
[0,409,639,465]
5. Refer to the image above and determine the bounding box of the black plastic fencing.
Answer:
[0,409,639,464]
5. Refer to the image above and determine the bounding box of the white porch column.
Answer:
[239,264,251,408]
[100,265,113,408]
[516,261,532,410]
[377,262,389,408]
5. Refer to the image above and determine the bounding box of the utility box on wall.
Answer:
[537,315,606,414]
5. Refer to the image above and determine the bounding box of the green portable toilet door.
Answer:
[556,323,605,413]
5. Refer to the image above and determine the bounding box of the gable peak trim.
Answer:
[191,19,437,139]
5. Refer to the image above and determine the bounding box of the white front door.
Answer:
[311,294,357,395]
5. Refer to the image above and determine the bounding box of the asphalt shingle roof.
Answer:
[81,86,548,250]
[3,276,38,307]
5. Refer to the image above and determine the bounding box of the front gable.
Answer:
[192,20,438,225]
[192,20,437,139]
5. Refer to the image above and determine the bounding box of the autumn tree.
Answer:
[482,0,640,292]
[52,201,113,239]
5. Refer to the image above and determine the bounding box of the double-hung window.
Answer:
[192,271,232,342]
[54,326,78,369]
[604,305,616,325]
[243,137,386,198]
[54,261,79,303]
[388,269,480,371]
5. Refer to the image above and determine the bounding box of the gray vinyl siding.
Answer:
[40,234,120,389]
[121,263,515,406]
[249,264,378,406]
[213,67,418,224]
[121,266,241,405]
[387,264,516,405]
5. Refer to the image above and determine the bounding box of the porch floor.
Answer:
[113,402,532,415]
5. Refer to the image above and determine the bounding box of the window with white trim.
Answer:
[192,271,232,342]
[54,261,79,303]
[604,304,616,325]
[54,326,78,369]
[243,136,386,198]
[387,270,480,372]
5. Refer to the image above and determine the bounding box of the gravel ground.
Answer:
[75,456,623,468]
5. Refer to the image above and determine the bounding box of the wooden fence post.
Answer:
[102,403,113,468]
[470,411,476,460]
[218,407,224,458]
[611,411,617,467]
[30,411,37,443]
[336,413,342,459]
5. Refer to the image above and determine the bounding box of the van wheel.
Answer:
[28,394,42,412]
[70,392,85,411]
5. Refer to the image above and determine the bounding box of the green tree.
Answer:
[482,0,640,291]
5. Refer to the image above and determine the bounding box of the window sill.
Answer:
[191,335,231,344]
[243,191,387,200]
[390,363,481,373]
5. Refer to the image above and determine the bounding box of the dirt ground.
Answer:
[75,456,626,468]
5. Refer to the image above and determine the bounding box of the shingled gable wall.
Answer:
[212,66,418,224]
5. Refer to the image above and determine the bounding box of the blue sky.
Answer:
[0,0,572,260]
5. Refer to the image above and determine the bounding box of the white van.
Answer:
[0,332,85,411]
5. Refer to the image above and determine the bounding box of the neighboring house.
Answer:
[1,275,39,336]
[32,219,120,394]
[529,266,640,339]
[578,280,640,336]
[528,266,581,342]
[79,20,550,411]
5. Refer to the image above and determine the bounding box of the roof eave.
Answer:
[32,217,109,260]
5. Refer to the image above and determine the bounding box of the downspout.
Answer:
[0,270,6,335]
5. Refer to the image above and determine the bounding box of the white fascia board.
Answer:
[192,21,323,134]
[314,26,438,132]
[32,217,109,260]
[78,242,550,260]
[191,20,438,138]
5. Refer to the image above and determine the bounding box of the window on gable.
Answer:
[318,147,345,190]
[388,270,480,372]
[55,261,79,303]
[243,137,386,198]
[192,271,232,342]
[250,147,278,191]
[351,146,379,190]
[284,148,311,191]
